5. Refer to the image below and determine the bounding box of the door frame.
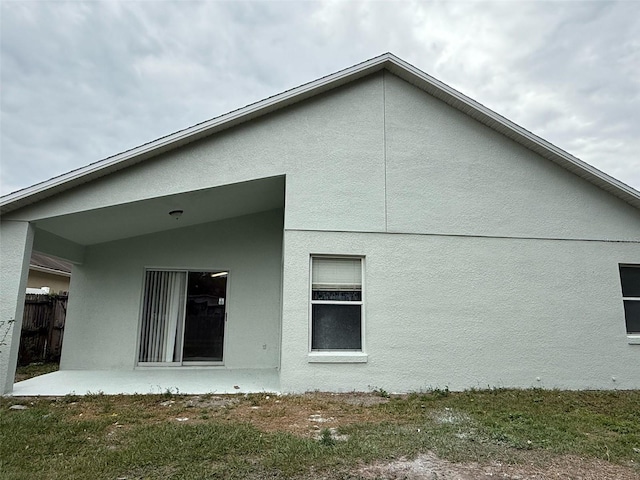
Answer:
[135,267,230,367]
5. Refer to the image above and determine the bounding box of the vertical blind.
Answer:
[312,257,362,291]
[139,270,186,362]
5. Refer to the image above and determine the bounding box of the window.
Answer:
[138,270,228,364]
[619,265,640,336]
[310,257,363,351]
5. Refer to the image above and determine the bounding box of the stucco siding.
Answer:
[384,73,640,241]
[7,74,386,234]
[281,229,640,393]
[3,68,640,394]
[61,209,283,371]
[7,71,639,242]
[0,221,34,393]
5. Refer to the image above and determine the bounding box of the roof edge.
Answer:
[2,52,639,213]
[384,56,640,209]
[0,53,394,214]
[29,264,72,277]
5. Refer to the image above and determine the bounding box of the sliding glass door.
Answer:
[182,272,227,362]
[138,270,227,364]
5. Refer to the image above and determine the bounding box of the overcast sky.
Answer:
[1,1,639,197]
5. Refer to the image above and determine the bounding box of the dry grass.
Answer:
[1,389,639,479]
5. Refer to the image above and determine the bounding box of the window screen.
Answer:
[620,265,640,335]
[620,266,640,298]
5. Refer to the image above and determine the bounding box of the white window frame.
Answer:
[620,264,640,345]
[308,255,367,363]
[135,267,230,367]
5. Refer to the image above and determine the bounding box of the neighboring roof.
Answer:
[2,53,639,214]
[30,252,72,276]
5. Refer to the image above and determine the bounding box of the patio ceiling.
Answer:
[33,176,285,246]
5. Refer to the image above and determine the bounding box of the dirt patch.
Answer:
[339,392,392,406]
[430,407,472,425]
[227,392,390,438]
[358,452,640,480]
[181,394,240,409]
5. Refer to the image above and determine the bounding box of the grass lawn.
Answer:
[1,389,639,479]
[14,362,60,383]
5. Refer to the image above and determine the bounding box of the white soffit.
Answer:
[2,53,639,214]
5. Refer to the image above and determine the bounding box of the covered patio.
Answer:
[10,368,280,396]
[1,175,286,395]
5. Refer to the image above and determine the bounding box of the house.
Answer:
[1,53,639,396]
[27,251,72,295]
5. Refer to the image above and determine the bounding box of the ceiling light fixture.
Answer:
[169,209,184,220]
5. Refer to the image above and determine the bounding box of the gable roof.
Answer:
[2,53,639,214]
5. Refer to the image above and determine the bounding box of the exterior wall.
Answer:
[6,74,387,234]
[8,72,637,241]
[61,209,283,370]
[278,72,640,393]
[27,270,70,294]
[280,230,640,392]
[383,73,640,241]
[0,221,34,393]
[3,69,639,392]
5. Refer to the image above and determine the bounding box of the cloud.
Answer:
[1,1,638,196]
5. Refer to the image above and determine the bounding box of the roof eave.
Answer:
[384,57,640,210]
[0,54,393,215]
[29,264,72,277]
[2,53,639,214]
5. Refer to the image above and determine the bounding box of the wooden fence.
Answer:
[18,294,67,366]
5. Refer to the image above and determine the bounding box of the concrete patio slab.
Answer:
[8,368,280,396]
